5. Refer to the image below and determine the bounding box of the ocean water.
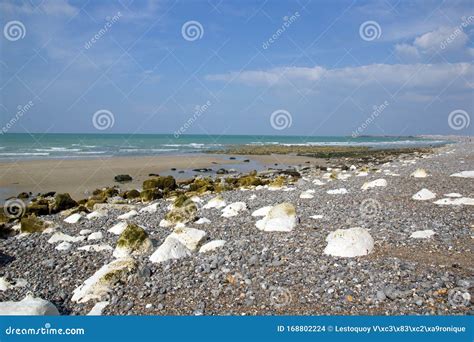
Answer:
[0,134,449,161]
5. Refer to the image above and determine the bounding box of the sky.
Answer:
[0,0,473,137]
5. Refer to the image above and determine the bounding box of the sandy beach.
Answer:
[0,138,472,316]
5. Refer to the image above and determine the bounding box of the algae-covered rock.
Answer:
[123,189,140,199]
[142,176,176,191]
[51,193,77,213]
[140,189,163,202]
[188,178,215,193]
[20,215,49,233]
[114,174,133,183]
[26,199,50,216]
[71,257,137,303]
[237,175,266,187]
[164,202,198,225]
[113,223,152,258]
[85,198,107,210]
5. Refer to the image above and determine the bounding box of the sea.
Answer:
[0,134,450,161]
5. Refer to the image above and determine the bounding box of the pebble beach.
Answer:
[0,138,472,316]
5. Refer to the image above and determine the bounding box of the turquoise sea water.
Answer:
[0,134,449,161]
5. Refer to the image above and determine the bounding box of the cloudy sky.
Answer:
[0,0,473,136]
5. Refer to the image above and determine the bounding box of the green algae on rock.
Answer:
[20,215,49,233]
[142,176,177,191]
[114,223,152,258]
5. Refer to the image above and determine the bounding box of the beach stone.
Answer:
[86,211,107,220]
[55,241,72,251]
[87,301,109,315]
[412,189,436,201]
[361,178,387,190]
[79,229,92,235]
[199,240,226,253]
[300,189,315,199]
[450,171,474,178]
[444,193,462,198]
[0,295,59,315]
[108,221,128,235]
[203,196,227,209]
[410,168,428,178]
[117,210,138,220]
[310,214,323,219]
[78,244,113,252]
[114,174,132,183]
[71,257,137,303]
[113,223,152,258]
[195,217,211,224]
[410,230,436,239]
[168,227,206,251]
[51,193,77,213]
[88,232,103,241]
[149,236,192,263]
[64,213,83,224]
[139,203,159,214]
[48,232,85,244]
[251,206,272,217]
[313,179,325,185]
[324,227,374,257]
[221,202,247,217]
[93,203,136,212]
[433,197,474,206]
[326,188,348,195]
[255,203,297,232]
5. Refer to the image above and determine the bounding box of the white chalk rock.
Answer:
[108,221,128,235]
[195,217,211,224]
[139,203,159,214]
[450,171,474,178]
[55,241,72,251]
[117,210,138,220]
[203,196,226,209]
[0,278,12,291]
[79,229,92,235]
[312,179,325,186]
[350,165,357,171]
[255,203,297,232]
[221,202,247,217]
[249,194,257,200]
[64,213,83,224]
[199,240,226,253]
[410,168,428,178]
[433,197,474,206]
[356,172,369,177]
[326,188,348,195]
[48,232,85,244]
[410,230,436,239]
[88,232,103,241]
[87,301,109,316]
[324,227,374,258]
[310,214,323,219]
[71,257,137,303]
[251,206,272,217]
[168,227,206,251]
[159,219,173,228]
[412,188,436,201]
[361,178,387,190]
[444,193,462,198]
[0,295,59,315]
[78,244,113,252]
[149,236,192,263]
[300,190,315,199]
[86,211,107,220]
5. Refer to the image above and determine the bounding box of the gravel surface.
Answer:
[1,139,472,316]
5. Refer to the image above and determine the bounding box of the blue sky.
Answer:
[0,0,473,136]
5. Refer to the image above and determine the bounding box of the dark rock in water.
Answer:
[51,193,77,213]
[17,192,30,199]
[114,174,133,183]
[148,173,160,177]
[140,189,163,202]
[216,168,228,175]
[211,162,218,164]
[142,176,176,191]
[123,189,140,199]
[193,168,212,173]
[243,159,250,163]
[170,168,177,171]
[178,170,185,173]
[229,157,236,160]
